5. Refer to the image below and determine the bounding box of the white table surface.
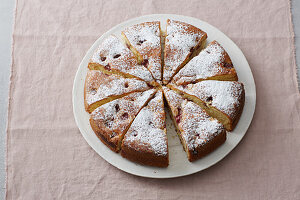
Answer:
[0,0,299,198]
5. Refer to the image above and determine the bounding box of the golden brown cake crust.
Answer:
[187,129,226,162]
[90,117,119,152]
[121,143,169,167]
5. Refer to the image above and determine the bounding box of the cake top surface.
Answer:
[122,21,162,81]
[90,35,154,82]
[123,90,168,156]
[173,40,235,85]
[179,100,225,150]
[91,89,156,134]
[85,70,149,106]
[123,21,161,52]
[169,80,244,118]
[91,35,131,65]
[163,19,207,83]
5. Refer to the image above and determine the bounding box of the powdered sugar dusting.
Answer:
[163,20,206,82]
[179,101,225,150]
[162,86,184,114]
[123,22,160,50]
[123,22,162,80]
[172,80,244,118]
[91,89,156,133]
[174,41,229,84]
[91,35,129,66]
[123,91,168,156]
[90,35,154,82]
[85,70,149,106]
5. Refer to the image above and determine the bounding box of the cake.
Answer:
[83,19,246,167]
[173,40,238,85]
[121,90,169,167]
[88,35,156,86]
[163,19,207,84]
[122,21,162,81]
[168,80,245,131]
[163,87,226,162]
[90,89,156,152]
[84,70,150,113]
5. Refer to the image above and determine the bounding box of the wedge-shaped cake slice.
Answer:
[163,19,207,84]
[168,80,245,131]
[88,35,156,85]
[122,21,162,81]
[84,70,150,113]
[90,89,156,152]
[178,100,226,162]
[163,87,226,162]
[173,40,238,85]
[121,90,168,167]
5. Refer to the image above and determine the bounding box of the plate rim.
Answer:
[72,14,256,178]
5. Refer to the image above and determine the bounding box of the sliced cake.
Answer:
[90,89,157,152]
[163,19,207,84]
[84,70,149,113]
[163,87,226,162]
[88,35,156,86]
[121,90,168,167]
[173,40,238,85]
[168,80,245,131]
[122,21,162,81]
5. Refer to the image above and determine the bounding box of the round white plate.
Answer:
[72,14,256,178]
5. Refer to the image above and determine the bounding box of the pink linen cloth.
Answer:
[7,0,300,199]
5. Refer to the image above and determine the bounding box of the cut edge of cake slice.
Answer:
[163,19,207,84]
[121,90,169,167]
[167,81,245,131]
[84,70,150,113]
[162,86,226,162]
[90,89,157,152]
[173,40,238,85]
[121,21,162,81]
[162,86,186,151]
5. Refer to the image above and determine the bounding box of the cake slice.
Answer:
[173,40,238,85]
[84,70,150,113]
[121,90,168,167]
[163,87,226,162]
[163,19,207,84]
[168,80,245,131]
[177,100,226,161]
[122,21,162,81]
[88,35,156,86]
[90,89,157,152]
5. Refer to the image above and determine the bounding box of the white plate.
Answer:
[72,14,256,178]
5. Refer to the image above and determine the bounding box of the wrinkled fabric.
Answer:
[6,0,300,199]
